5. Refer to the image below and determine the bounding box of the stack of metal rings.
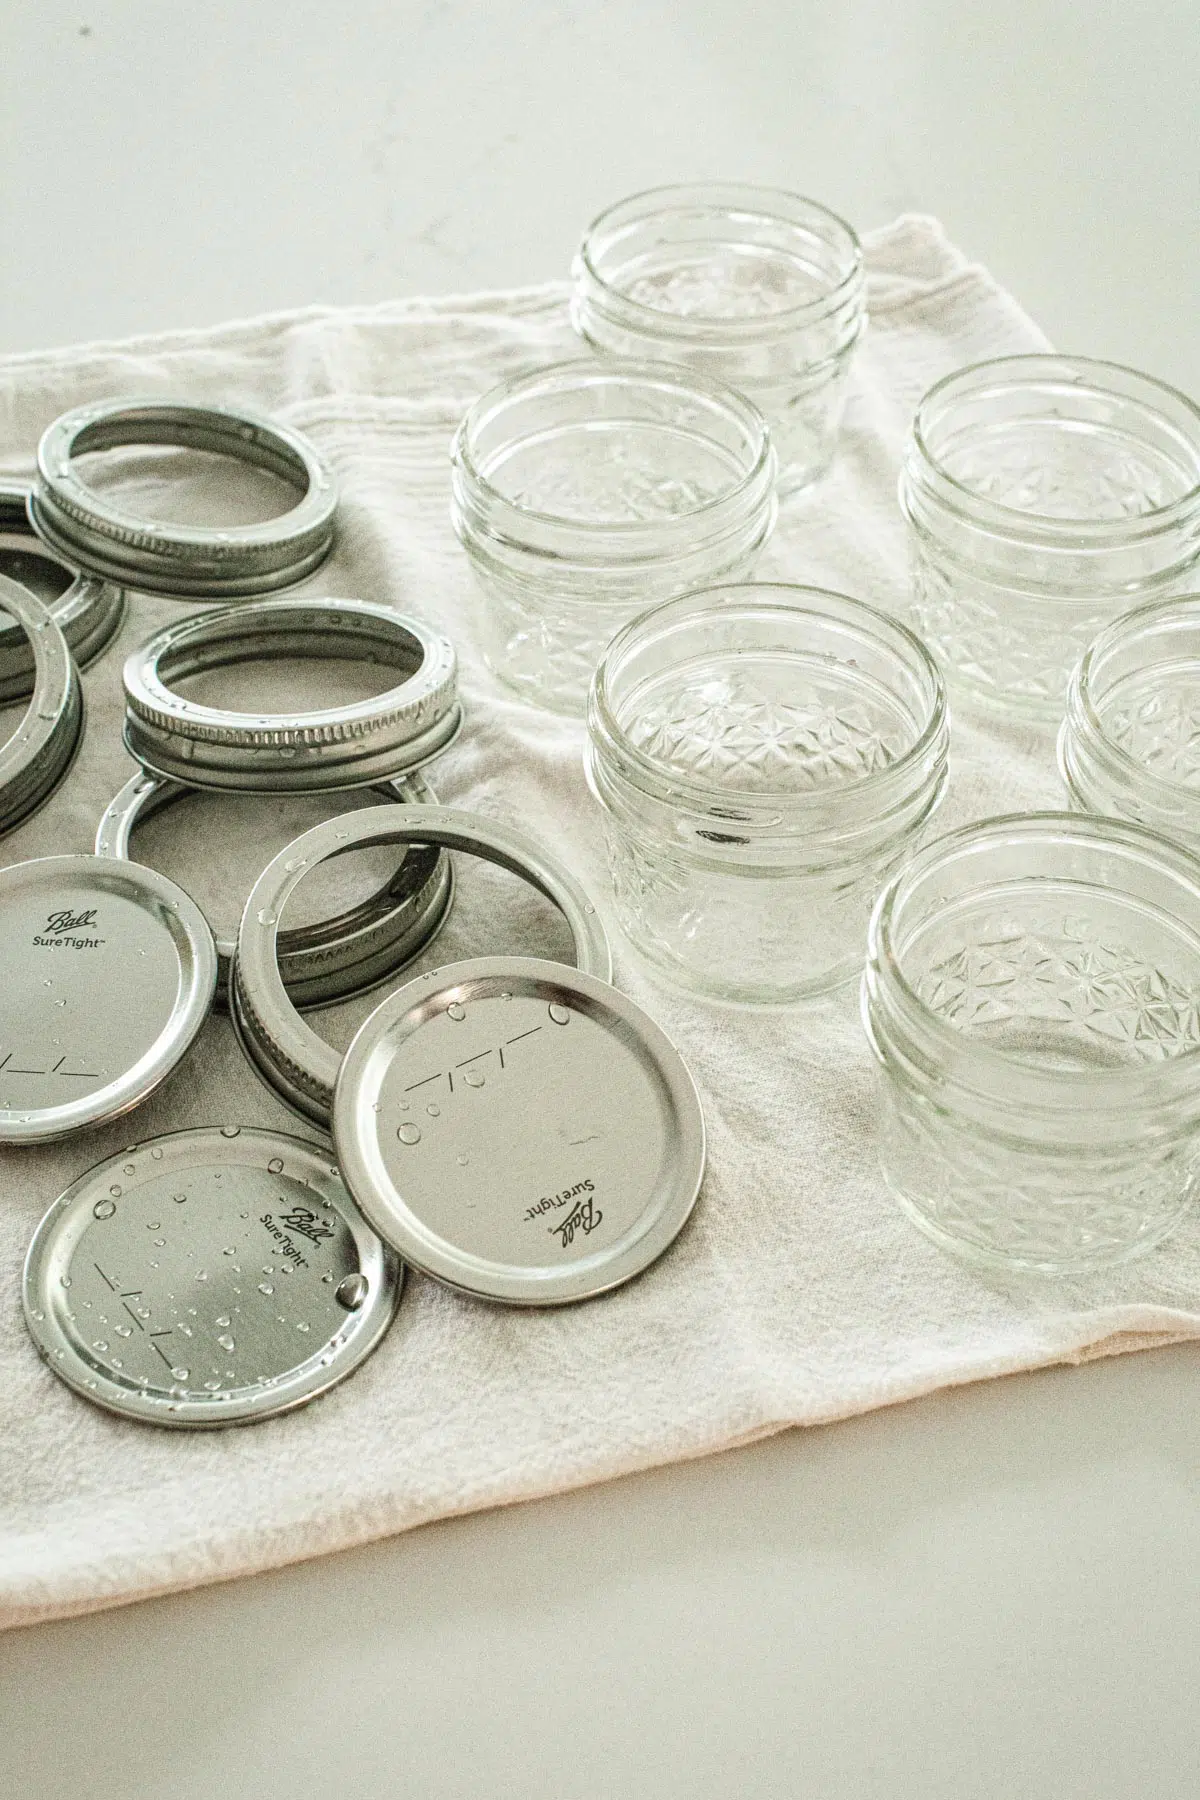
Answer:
[104,595,463,1012]
[0,480,125,700]
[30,398,339,599]
[0,573,85,835]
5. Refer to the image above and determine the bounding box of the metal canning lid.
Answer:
[32,399,338,599]
[95,768,454,1009]
[0,575,86,836]
[122,597,461,791]
[0,854,216,1143]
[22,1126,401,1427]
[333,956,705,1305]
[232,807,612,1128]
[0,482,126,699]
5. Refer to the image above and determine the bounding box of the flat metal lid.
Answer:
[332,956,705,1305]
[23,1127,401,1426]
[0,854,217,1142]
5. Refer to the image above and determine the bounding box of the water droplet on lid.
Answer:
[171,1367,189,1381]
[204,1379,222,1391]
[426,1102,440,1116]
[154,1238,165,1247]
[115,1325,131,1338]
[195,1270,208,1282]
[447,1001,466,1021]
[296,1321,310,1333]
[217,1333,235,1352]
[256,909,277,926]
[110,1358,123,1370]
[216,1315,231,1328]
[455,1153,469,1167]
[222,1246,236,1257]
[321,1272,333,1284]
[220,1125,240,1138]
[319,1353,334,1367]
[123,1163,136,1175]
[150,1147,163,1161]
[60,1275,71,1289]
[463,1068,485,1088]
[549,1003,571,1025]
[146,1219,160,1230]
[258,1282,273,1295]
[92,1199,115,1220]
[267,1157,284,1174]
[335,1273,368,1310]
[397,1122,421,1145]
[109,1185,122,1198]
[284,857,308,873]
[31,1310,44,1322]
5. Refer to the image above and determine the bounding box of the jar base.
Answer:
[882,1166,1193,1279]
[619,931,862,1009]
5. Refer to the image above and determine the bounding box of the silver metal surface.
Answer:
[232,807,613,1128]
[0,574,86,835]
[0,485,125,700]
[0,853,216,1142]
[95,768,454,1008]
[22,1126,401,1427]
[122,596,461,791]
[333,956,705,1305]
[31,398,338,599]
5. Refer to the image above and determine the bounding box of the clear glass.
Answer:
[863,813,1200,1274]
[572,184,865,498]
[586,582,948,1005]
[450,360,776,716]
[1060,592,1200,851]
[900,356,1200,723]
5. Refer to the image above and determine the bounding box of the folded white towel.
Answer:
[2,216,1197,1631]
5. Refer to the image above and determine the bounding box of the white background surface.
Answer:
[3,3,1200,1795]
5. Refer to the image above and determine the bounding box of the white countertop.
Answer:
[3,4,1200,1794]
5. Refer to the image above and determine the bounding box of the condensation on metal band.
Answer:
[32,399,338,598]
[95,768,453,1008]
[122,597,461,791]
[0,574,85,835]
[231,807,613,1126]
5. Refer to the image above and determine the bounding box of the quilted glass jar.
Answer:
[451,361,776,716]
[863,814,1200,1274]
[571,184,865,497]
[585,583,948,1005]
[1060,593,1200,851]
[900,356,1200,723]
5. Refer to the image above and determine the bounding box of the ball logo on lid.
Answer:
[33,907,105,949]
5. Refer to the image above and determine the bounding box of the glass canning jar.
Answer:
[450,360,776,716]
[571,184,865,498]
[585,583,948,1005]
[862,813,1200,1274]
[1060,593,1200,851]
[899,356,1200,724]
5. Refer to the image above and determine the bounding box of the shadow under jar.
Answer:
[1060,593,1200,852]
[451,360,776,716]
[900,356,1200,724]
[572,184,865,498]
[862,814,1200,1275]
[585,583,949,1006]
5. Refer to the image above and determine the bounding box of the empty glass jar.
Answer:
[900,356,1200,723]
[572,184,865,497]
[451,360,776,715]
[585,582,948,1005]
[1060,593,1200,851]
[863,813,1200,1274]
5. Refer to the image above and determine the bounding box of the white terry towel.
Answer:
[1,216,1198,1631]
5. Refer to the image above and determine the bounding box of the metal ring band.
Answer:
[95,769,454,1009]
[33,399,338,599]
[0,574,85,835]
[232,807,612,1127]
[122,597,461,791]
[0,484,125,701]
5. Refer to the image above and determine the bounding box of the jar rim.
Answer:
[908,355,1200,542]
[1066,591,1200,806]
[576,183,865,340]
[451,358,775,558]
[867,810,1200,1107]
[589,581,948,812]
